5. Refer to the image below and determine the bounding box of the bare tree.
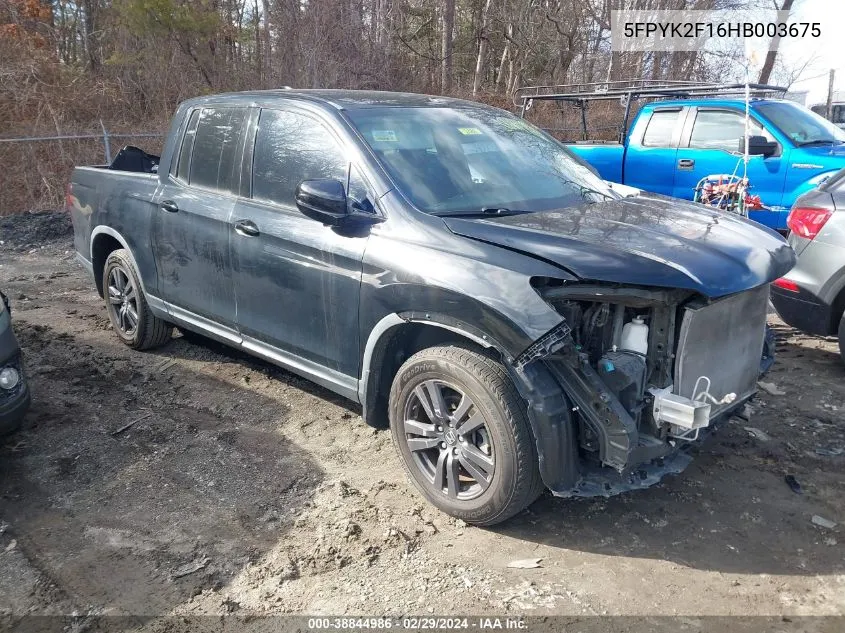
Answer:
[0,0,773,212]
[758,0,796,84]
[261,0,272,87]
[472,0,493,95]
[441,0,455,92]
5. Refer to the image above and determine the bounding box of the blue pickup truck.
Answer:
[564,98,845,230]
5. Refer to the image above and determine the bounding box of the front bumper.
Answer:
[0,305,30,434]
[535,285,766,498]
[0,352,29,435]
[549,398,745,499]
[556,450,693,498]
[770,283,834,336]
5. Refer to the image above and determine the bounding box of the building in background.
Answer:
[810,91,845,129]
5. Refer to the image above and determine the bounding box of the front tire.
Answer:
[759,325,776,375]
[388,345,543,526]
[103,249,172,350]
[838,312,845,365]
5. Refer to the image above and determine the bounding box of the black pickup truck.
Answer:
[69,90,794,525]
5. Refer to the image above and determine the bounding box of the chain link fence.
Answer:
[0,122,165,215]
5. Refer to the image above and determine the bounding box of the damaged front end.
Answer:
[518,280,770,498]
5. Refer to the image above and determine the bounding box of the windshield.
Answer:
[755,101,845,146]
[345,106,619,215]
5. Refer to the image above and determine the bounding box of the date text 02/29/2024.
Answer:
[306,617,527,630]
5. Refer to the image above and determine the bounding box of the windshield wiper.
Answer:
[797,139,844,147]
[433,207,532,218]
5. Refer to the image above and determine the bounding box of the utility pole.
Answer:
[827,69,836,120]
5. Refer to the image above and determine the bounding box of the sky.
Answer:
[764,0,845,105]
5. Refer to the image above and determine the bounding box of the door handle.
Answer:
[160,200,179,213]
[678,158,695,170]
[234,219,260,237]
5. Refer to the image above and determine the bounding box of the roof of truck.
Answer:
[642,98,794,110]
[180,89,491,111]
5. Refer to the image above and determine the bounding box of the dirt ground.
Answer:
[0,212,843,628]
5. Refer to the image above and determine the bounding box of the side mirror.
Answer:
[296,178,384,229]
[743,135,779,158]
[295,179,349,226]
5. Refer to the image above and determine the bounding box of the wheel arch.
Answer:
[359,313,580,493]
[828,275,845,335]
[358,315,497,427]
[90,227,145,298]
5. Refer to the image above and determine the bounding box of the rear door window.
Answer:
[642,110,680,147]
[251,109,347,207]
[188,107,248,193]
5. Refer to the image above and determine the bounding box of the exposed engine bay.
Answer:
[529,281,769,492]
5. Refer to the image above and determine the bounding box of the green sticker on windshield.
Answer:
[372,130,398,142]
[458,127,483,136]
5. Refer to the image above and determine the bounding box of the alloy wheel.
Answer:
[402,379,495,501]
[106,266,139,335]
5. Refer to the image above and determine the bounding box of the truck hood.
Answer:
[444,195,796,298]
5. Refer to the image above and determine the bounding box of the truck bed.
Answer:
[566,142,624,183]
[68,164,160,280]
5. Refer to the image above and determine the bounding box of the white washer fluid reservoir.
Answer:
[620,316,649,355]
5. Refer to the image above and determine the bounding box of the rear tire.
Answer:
[103,249,172,350]
[388,345,543,526]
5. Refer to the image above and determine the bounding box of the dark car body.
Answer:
[0,291,30,434]
[68,90,794,502]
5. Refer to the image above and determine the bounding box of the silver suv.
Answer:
[771,168,845,360]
